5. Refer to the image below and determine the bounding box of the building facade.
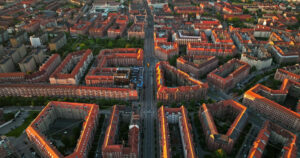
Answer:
[243,79,300,132]
[207,59,250,92]
[102,105,140,158]
[158,106,197,158]
[50,49,93,85]
[177,55,218,79]
[26,101,99,158]
[187,42,237,57]
[154,42,179,61]
[156,61,208,103]
[199,100,248,153]
[248,121,297,158]
[274,64,300,82]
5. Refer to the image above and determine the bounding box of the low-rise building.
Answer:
[274,64,300,82]
[243,79,300,132]
[22,20,40,33]
[156,61,208,103]
[199,100,248,153]
[269,45,300,64]
[89,16,114,38]
[187,42,237,57]
[223,14,252,21]
[254,25,272,38]
[49,32,67,51]
[26,101,99,158]
[177,55,218,79]
[91,0,120,13]
[0,53,61,83]
[6,44,27,64]
[207,59,250,92]
[18,55,37,73]
[158,106,197,158]
[107,23,127,38]
[102,105,140,158]
[154,42,178,61]
[231,30,264,52]
[248,121,297,158]
[0,83,138,100]
[134,15,146,25]
[128,23,144,39]
[30,32,48,47]
[70,21,92,36]
[0,29,8,43]
[10,31,28,47]
[172,30,208,45]
[0,57,15,73]
[211,29,233,45]
[154,28,171,43]
[85,48,143,86]
[31,49,46,65]
[50,49,93,85]
[240,46,272,70]
[174,6,203,19]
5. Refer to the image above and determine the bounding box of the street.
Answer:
[141,0,158,157]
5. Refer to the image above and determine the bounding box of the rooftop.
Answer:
[26,101,99,158]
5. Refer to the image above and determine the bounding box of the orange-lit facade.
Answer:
[89,15,115,38]
[22,19,40,33]
[177,55,218,79]
[211,29,233,45]
[154,42,179,61]
[173,31,208,45]
[269,45,300,64]
[198,100,248,153]
[0,84,138,100]
[173,6,204,19]
[85,48,143,86]
[107,23,127,38]
[26,101,99,158]
[223,14,252,21]
[243,79,300,132]
[187,42,237,57]
[128,23,145,39]
[248,121,297,158]
[274,64,300,83]
[70,21,92,35]
[102,105,139,158]
[50,49,93,85]
[207,59,250,92]
[155,61,208,103]
[158,106,197,158]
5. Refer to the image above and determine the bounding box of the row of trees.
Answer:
[56,33,144,57]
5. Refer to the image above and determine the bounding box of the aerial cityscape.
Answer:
[0,0,299,157]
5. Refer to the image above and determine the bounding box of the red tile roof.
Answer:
[158,106,197,158]
[50,49,92,79]
[102,105,139,157]
[244,79,300,119]
[26,101,99,158]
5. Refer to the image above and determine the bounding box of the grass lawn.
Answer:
[6,111,39,137]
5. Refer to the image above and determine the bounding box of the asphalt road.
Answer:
[141,1,158,158]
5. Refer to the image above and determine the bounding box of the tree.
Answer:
[157,102,163,108]
[108,41,113,48]
[243,9,249,14]
[168,55,179,67]
[250,66,257,73]
[212,149,227,158]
